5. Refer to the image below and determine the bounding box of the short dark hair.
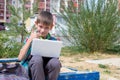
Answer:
[36,11,53,26]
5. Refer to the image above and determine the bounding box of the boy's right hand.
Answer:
[29,30,39,41]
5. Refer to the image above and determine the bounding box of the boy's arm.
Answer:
[18,38,32,61]
[18,30,39,61]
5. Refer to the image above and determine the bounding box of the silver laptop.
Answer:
[31,38,63,58]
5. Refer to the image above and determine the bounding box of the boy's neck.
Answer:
[40,33,51,39]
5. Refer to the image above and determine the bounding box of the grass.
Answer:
[103,70,111,74]
[98,64,108,69]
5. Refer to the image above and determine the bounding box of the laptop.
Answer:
[31,38,63,58]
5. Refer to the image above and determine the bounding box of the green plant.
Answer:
[5,0,31,43]
[103,70,111,74]
[0,31,9,58]
[98,64,108,69]
[107,44,120,53]
[1,0,39,58]
[0,31,22,58]
[61,46,82,56]
[59,0,120,52]
[5,0,39,43]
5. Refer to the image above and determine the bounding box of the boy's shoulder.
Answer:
[49,36,57,40]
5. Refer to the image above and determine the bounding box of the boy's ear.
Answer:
[50,20,56,30]
[34,21,38,28]
[35,21,38,25]
[50,23,54,30]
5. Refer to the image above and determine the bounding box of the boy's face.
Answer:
[35,23,52,38]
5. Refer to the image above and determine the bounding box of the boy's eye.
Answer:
[38,24,49,30]
[45,27,49,29]
[39,26,43,28]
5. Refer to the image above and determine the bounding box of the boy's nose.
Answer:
[41,28,45,32]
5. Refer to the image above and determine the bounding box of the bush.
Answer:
[107,44,120,53]
[0,31,22,58]
[59,0,120,52]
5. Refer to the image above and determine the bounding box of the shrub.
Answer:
[0,31,22,58]
[59,0,120,52]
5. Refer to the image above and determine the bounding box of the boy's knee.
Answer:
[50,58,61,68]
[30,55,43,64]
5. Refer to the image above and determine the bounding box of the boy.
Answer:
[18,11,61,80]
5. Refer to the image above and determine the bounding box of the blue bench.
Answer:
[0,58,100,80]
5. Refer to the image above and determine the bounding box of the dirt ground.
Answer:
[59,52,120,80]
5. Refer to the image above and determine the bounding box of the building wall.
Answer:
[0,0,7,30]
[119,0,120,11]
[0,0,6,23]
[0,0,13,23]
[0,0,18,30]
[38,0,60,13]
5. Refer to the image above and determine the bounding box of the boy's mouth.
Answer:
[36,31,46,36]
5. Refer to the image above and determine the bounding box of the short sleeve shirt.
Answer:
[20,34,57,68]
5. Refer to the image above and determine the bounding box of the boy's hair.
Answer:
[36,11,53,26]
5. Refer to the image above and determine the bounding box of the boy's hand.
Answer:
[29,29,40,41]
